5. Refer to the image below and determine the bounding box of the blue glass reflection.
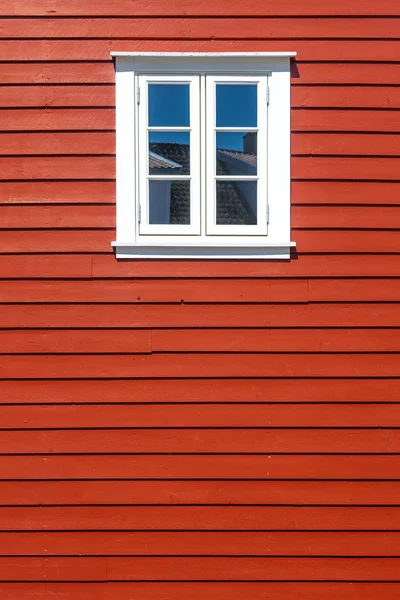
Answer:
[149,180,190,225]
[216,84,257,128]
[148,84,190,127]
[216,132,257,175]
[149,132,190,175]
[216,181,257,225]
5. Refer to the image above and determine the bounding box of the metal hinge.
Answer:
[266,86,270,106]
[136,85,140,104]
[137,204,142,223]
[266,204,270,224]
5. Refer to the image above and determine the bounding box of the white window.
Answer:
[112,53,296,259]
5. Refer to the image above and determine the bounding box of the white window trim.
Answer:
[112,52,296,260]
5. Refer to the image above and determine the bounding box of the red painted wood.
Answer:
[2,403,400,429]
[0,62,113,84]
[1,230,113,253]
[293,86,400,109]
[0,454,398,480]
[3,0,400,16]
[3,40,400,63]
[0,109,114,131]
[152,328,400,353]
[0,84,114,108]
[0,583,399,600]
[1,531,399,556]
[1,18,399,39]
[0,505,399,530]
[0,582,398,600]
[0,279,308,303]
[106,557,400,580]
[292,133,400,156]
[295,231,400,253]
[1,304,399,329]
[0,428,395,454]
[292,110,400,133]
[0,557,105,581]
[0,181,115,204]
[0,378,396,404]
[293,181,400,204]
[2,480,400,506]
[0,132,115,155]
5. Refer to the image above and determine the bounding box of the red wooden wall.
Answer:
[1,1,400,598]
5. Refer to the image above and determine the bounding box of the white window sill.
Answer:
[112,242,296,260]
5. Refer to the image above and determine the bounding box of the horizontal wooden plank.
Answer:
[1,304,400,329]
[0,255,93,278]
[153,329,400,353]
[0,279,309,303]
[0,181,115,204]
[1,277,398,303]
[1,204,399,229]
[2,85,400,110]
[0,84,114,108]
[2,480,400,506]
[0,63,113,84]
[1,505,400,530]
[3,40,400,63]
[1,18,400,39]
[1,230,113,253]
[0,132,115,155]
[293,87,400,110]
[292,133,400,156]
[309,279,400,301]
[92,255,400,278]
[1,454,399,480]
[2,531,400,557]
[293,110,400,134]
[0,556,400,581]
[2,131,400,158]
[3,403,400,429]
[2,353,400,379]
[3,0,400,16]
[0,428,397,454]
[294,181,400,205]
[0,204,114,227]
[107,557,400,580]
[0,378,396,404]
[0,557,104,581]
[6,326,400,354]
[0,330,152,355]
[0,582,398,600]
[0,108,114,132]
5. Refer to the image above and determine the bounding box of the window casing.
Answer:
[112,53,296,259]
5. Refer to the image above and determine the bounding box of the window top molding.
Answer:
[111,52,297,57]
[111,52,296,73]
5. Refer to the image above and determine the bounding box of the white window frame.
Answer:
[112,52,296,259]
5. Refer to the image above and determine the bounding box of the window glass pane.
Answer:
[149,180,190,225]
[216,181,257,225]
[148,84,190,127]
[216,132,257,176]
[149,132,190,175]
[216,84,257,128]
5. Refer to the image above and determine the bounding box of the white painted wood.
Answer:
[137,74,201,236]
[113,52,294,259]
[205,74,268,236]
[115,56,136,243]
[112,242,295,260]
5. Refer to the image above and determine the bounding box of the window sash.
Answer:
[205,74,269,236]
[137,74,201,236]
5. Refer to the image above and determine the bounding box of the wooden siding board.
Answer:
[0,379,397,404]
[3,0,400,16]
